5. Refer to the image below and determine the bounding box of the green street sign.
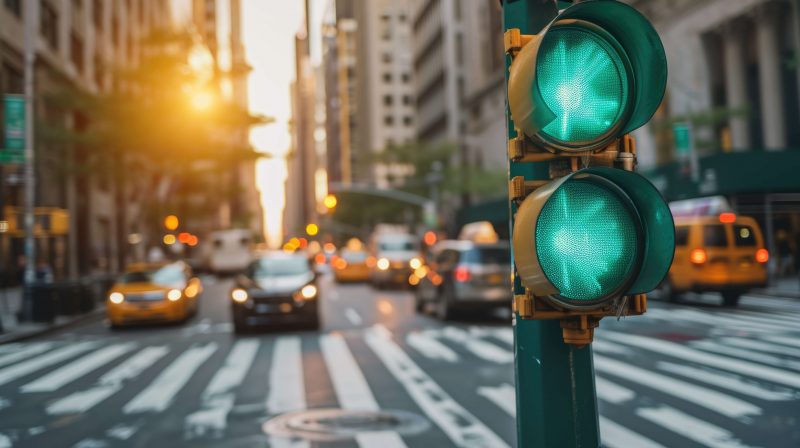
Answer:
[673,122,691,156]
[3,95,25,164]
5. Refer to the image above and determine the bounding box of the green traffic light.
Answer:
[536,26,629,144]
[535,179,639,301]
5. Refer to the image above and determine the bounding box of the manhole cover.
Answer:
[263,408,430,442]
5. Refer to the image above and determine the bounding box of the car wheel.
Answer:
[722,291,741,307]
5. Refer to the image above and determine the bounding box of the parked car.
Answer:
[333,249,371,283]
[662,213,768,306]
[415,240,511,320]
[106,262,201,328]
[369,233,422,288]
[230,252,320,333]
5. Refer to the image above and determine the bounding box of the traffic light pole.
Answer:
[503,1,601,446]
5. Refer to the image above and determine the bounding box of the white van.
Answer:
[204,229,254,275]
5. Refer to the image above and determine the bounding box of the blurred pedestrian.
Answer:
[35,260,54,284]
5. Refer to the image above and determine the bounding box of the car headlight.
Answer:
[109,292,124,304]
[167,289,182,302]
[409,257,422,270]
[301,284,317,299]
[231,288,249,303]
[377,258,390,271]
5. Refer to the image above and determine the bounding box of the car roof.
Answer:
[674,215,760,227]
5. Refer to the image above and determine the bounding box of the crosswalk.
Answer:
[0,304,797,447]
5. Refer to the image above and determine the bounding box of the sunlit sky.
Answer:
[172,0,325,247]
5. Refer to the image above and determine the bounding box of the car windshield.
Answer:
[462,247,509,265]
[379,240,416,251]
[342,251,367,262]
[118,265,185,286]
[251,257,309,277]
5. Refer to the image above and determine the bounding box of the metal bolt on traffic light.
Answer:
[505,0,674,347]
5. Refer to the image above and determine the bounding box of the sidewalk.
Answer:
[0,287,105,344]
[753,277,800,299]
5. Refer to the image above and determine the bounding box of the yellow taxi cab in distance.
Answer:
[332,249,371,283]
[664,213,768,307]
[107,261,202,327]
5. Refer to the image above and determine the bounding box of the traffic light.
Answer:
[505,0,674,346]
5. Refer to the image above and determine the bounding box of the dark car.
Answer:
[230,252,320,333]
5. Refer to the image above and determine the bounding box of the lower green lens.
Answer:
[535,179,639,301]
[536,25,628,144]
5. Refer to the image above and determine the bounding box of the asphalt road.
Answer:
[0,274,798,447]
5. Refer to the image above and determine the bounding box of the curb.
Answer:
[0,307,106,344]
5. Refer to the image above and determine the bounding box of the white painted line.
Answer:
[266,337,309,448]
[0,433,11,448]
[595,376,635,405]
[594,355,761,419]
[22,343,135,393]
[185,339,260,438]
[691,340,800,371]
[0,343,53,368]
[477,383,516,417]
[47,346,169,415]
[406,332,459,363]
[0,342,96,387]
[736,309,800,325]
[657,361,797,401]
[590,340,631,356]
[763,336,800,350]
[123,343,217,414]
[345,308,363,326]
[599,416,665,448]
[107,423,138,440]
[637,405,755,448]
[716,311,800,329]
[720,337,800,359]
[0,344,22,354]
[604,332,800,389]
[671,309,778,332]
[365,325,510,448]
[441,326,513,364]
[468,327,514,346]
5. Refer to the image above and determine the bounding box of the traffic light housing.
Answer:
[506,0,674,346]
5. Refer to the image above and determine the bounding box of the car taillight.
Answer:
[690,248,707,265]
[755,249,769,264]
[455,266,472,283]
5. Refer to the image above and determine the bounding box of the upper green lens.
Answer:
[535,179,639,301]
[536,26,628,144]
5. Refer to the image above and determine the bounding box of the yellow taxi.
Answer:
[332,249,372,283]
[664,213,768,306]
[107,261,202,327]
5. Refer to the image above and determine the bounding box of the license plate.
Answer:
[488,274,504,285]
[256,304,276,313]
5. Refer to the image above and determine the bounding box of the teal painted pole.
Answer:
[503,1,601,447]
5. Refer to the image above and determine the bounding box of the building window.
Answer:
[383,73,392,83]
[93,0,103,29]
[382,53,392,63]
[383,95,393,106]
[40,2,59,50]
[111,17,119,47]
[3,0,21,18]
[401,73,411,83]
[403,116,413,126]
[94,53,104,89]
[384,116,394,126]
[402,95,412,106]
[71,33,85,74]
[398,14,406,22]
[3,64,24,94]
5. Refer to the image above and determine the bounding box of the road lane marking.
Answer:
[0,343,53,368]
[477,383,515,416]
[720,337,800,359]
[22,343,135,393]
[0,432,10,448]
[441,327,513,364]
[604,331,800,389]
[320,333,407,448]
[266,337,309,448]
[185,339,260,439]
[468,327,513,346]
[656,362,797,401]
[691,340,800,371]
[599,416,665,448]
[365,325,510,448]
[636,405,755,448]
[123,343,217,414]
[47,346,169,415]
[406,332,459,363]
[669,309,778,332]
[0,342,96,387]
[345,308,362,326]
[595,376,635,404]
[594,355,761,419]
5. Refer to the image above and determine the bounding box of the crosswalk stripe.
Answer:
[441,326,513,363]
[720,337,800,359]
[266,337,309,448]
[670,309,778,332]
[365,325,510,448]
[715,311,800,329]
[320,333,407,448]
[185,339,260,438]
[0,342,96,387]
[22,343,135,393]
[636,405,756,448]
[604,332,800,389]
[691,340,800,371]
[594,355,760,419]
[595,376,635,404]
[599,416,665,448]
[468,327,513,346]
[123,343,217,414]
[656,361,797,401]
[0,344,22,355]
[736,309,800,325]
[477,383,515,417]
[591,340,632,356]
[763,336,800,350]
[0,343,53,368]
[406,331,459,363]
[47,346,169,415]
